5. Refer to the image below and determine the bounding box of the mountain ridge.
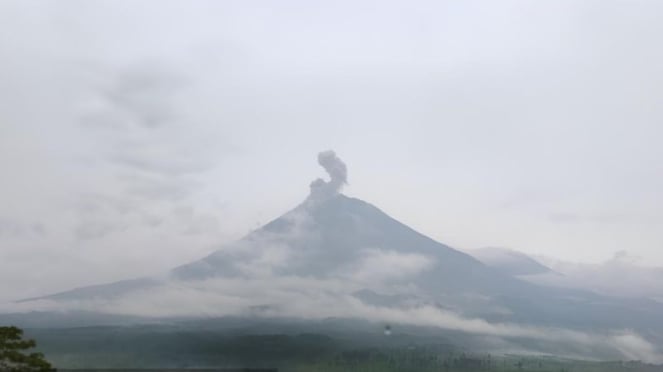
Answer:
[7,149,663,362]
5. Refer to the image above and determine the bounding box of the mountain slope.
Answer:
[172,194,516,295]
[469,247,553,277]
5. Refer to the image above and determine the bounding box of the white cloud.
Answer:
[526,252,663,300]
[5,275,661,363]
[345,248,435,283]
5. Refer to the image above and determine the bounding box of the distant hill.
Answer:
[468,247,553,276]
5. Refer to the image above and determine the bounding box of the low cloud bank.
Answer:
[4,274,662,363]
[526,251,663,301]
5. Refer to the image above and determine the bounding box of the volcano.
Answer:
[8,151,663,362]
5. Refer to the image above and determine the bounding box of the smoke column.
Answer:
[310,150,348,199]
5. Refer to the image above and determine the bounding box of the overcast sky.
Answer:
[1,0,663,301]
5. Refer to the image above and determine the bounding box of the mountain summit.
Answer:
[172,149,514,295]
[10,151,663,362]
[172,193,507,294]
[28,150,522,308]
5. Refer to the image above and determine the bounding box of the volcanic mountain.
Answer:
[8,151,663,362]
[30,183,526,315]
[31,150,523,305]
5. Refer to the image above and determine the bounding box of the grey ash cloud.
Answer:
[310,150,348,199]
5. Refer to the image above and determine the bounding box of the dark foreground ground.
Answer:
[12,317,662,372]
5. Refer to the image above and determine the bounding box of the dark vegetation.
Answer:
[16,322,661,372]
[0,326,54,371]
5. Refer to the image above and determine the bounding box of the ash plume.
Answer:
[310,150,348,199]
